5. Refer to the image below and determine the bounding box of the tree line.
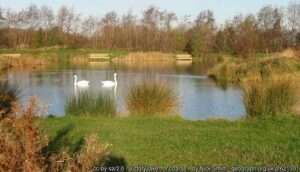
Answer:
[0,2,299,57]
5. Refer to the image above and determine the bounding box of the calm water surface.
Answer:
[4,61,245,120]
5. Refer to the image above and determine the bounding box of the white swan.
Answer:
[101,73,117,87]
[74,75,90,87]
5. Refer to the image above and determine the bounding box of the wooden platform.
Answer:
[88,53,110,60]
[175,54,193,61]
[0,54,21,58]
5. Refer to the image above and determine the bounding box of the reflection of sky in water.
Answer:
[176,75,245,120]
[5,63,245,120]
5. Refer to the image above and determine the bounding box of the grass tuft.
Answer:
[65,92,116,117]
[126,80,178,116]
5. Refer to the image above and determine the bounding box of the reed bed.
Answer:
[0,54,58,70]
[242,76,296,118]
[208,55,299,84]
[126,80,178,116]
[65,92,116,117]
[112,52,175,62]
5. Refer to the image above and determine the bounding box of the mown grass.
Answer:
[65,92,116,117]
[126,81,178,116]
[40,115,300,166]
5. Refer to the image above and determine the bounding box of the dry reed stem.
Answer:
[0,98,109,172]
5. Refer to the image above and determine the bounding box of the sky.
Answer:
[0,0,293,24]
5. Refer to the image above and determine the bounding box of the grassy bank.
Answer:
[0,48,128,57]
[40,115,300,166]
[0,48,128,70]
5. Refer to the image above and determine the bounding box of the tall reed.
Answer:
[126,80,178,115]
[65,92,116,116]
[242,76,296,117]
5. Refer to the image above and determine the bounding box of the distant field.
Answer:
[40,116,300,166]
[0,48,128,58]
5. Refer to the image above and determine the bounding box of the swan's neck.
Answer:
[74,77,77,85]
[114,75,117,84]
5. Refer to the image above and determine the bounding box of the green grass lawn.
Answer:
[40,116,300,166]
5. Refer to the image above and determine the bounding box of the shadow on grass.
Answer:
[44,123,89,154]
[102,154,128,171]
[42,123,128,170]
[42,124,75,154]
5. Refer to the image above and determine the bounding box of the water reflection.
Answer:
[5,62,245,120]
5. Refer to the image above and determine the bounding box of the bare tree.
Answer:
[162,11,177,31]
[142,6,160,29]
[40,6,54,30]
[100,11,119,49]
[121,10,137,49]
[195,10,215,27]
[57,6,79,34]
[189,10,216,57]
[178,15,191,31]
[257,7,283,35]
[81,16,97,37]
[287,1,300,32]
[257,5,284,52]
[287,1,300,46]
[0,3,296,52]
[56,6,81,46]
[233,15,259,57]
[258,5,276,31]
[142,6,162,50]
[24,4,40,29]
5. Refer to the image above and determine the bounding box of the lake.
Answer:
[4,61,245,120]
